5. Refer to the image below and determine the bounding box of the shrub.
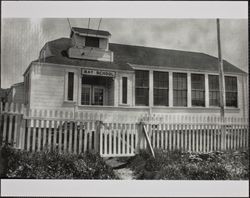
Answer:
[128,148,249,180]
[1,145,117,179]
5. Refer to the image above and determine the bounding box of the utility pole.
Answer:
[216,18,225,119]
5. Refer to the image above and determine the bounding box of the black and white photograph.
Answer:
[0,1,248,197]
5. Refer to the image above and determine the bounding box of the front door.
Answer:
[93,87,104,105]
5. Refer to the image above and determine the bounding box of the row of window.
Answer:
[67,70,238,108]
[135,70,238,107]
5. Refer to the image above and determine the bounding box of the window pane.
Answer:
[225,76,237,91]
[225,76,237,107]
[209,75,219,106]
[153,71,168,88]
[135,70,149,106]
[191,74,205,90]
[85,36,99,48]
[173,73,187,106]
[191,74,205,106]
[94,88,104,105]
[135,70,149,87]
[81,87,91,105]
[154,88,168,106]
[153,71,169,106]
[68,72,74,101]
[192,90,205,106]
[135,88,149,106]
[209,75,219,90]
[122,77,128,104]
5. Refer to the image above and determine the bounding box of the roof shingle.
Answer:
[35,37,245,74]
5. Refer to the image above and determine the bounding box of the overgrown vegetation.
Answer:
[128,149,249,180]
[0,144,117,179]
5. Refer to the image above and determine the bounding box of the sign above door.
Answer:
[82,68,116,78]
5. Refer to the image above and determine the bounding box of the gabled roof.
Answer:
[71,27,111,37]
[33,37,246,74]
[109,43,245,74]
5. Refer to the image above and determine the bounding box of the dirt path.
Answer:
[105,157,136,180]
[114,168,135,180]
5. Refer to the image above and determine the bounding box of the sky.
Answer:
[1,18,248,88]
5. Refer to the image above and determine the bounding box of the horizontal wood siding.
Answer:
[31,65,66,108]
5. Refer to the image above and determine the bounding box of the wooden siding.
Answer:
[8,84,25,104]
[27,63,247,118]
[30,64,73,109]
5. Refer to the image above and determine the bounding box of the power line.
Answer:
[67,18,77,46]
[97,18,102,31]
[67,18,72,30]
[95,18,102,38]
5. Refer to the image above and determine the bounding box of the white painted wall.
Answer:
[8,84,25,104]
[27,62,248,119]
[30,63,79,110]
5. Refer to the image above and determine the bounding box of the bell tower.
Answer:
[68,27,113,62]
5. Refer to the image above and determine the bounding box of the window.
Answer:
[122,77,128,104]
[135,70,149,106]
[85,36,99,48]
[225,76,237,107]
[173,73,187,106]
[67,72,74,101]
[153,71,169,106]
[93,87,104,105]
[24,73,30,105]
[191,74,205,106]
[209,75,220,106]
[81,86,91,105]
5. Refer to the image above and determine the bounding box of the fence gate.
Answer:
[99,123,140,157]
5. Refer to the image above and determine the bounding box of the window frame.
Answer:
[225,75,238,108]
[135,70,149,106]
[64,70,76,103]
[173,72,187,107]
[122,76,128,104]
[153,71,169,106]
[67,72,74,101]
[208,74,220,107]
[93,86,105,106]
[81,85,92,105]
[85,36,100,48]
[191,73,205,107]
[24,72,30,105]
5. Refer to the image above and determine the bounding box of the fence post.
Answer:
[95,120,102,154]
[221,117,226,151]
[18,115,26,150]
[135,121,143,154]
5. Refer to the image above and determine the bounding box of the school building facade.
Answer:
[14,27,248,119]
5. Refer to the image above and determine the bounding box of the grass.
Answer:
[128,149,249,180]
[0,144,118,179]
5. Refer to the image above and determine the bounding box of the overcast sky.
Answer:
[1,18,248,88]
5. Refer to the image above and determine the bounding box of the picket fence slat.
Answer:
[1,104,249,157]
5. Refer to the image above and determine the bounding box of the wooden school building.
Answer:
[10,27,248,120]
[2,27,249,155]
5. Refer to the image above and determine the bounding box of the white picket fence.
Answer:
[0,102,249,157]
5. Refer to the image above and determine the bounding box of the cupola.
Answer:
[68,27,113,62]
